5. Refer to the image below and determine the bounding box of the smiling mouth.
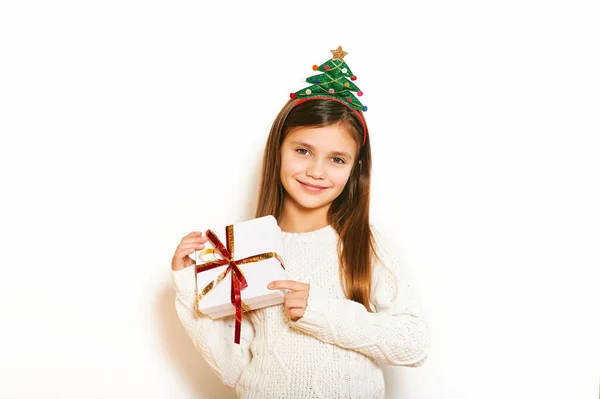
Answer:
[297,180,330,190]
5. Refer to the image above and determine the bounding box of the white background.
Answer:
[1,1,599,398]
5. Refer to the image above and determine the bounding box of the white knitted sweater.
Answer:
[171,225,429,399]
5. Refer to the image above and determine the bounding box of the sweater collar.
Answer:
[281,225,337,243]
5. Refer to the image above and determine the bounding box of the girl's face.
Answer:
[279,123,358,213]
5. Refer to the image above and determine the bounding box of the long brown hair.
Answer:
[255,98,378,312]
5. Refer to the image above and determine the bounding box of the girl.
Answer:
[170,49,430,398]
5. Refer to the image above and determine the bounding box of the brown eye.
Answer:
[296,148,309,155]
[332,157,345,164]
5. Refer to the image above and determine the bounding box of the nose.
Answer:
[306,158,327,179]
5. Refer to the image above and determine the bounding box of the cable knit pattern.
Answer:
[171,225,429,399]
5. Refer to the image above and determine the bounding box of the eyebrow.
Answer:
[289,141,354,159]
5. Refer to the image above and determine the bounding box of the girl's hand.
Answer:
[268,280,310,321]
[171,231,209,271]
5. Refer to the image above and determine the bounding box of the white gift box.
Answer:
[189,215,287,319]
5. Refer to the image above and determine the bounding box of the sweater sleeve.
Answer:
[289,228,430,367]
[171,265,254,387]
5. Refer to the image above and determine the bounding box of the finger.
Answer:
[268,280,309,291]
[285,290,309,300]
[182,231,204,240]
[181,236,209,245]
[284,298,306,309]
[175,248,196,259]
[179,239,208,249]
[288,308,305,321]
[175,244,204,258]
[177,242,207,252]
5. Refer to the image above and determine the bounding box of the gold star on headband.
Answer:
[330,46,348,61]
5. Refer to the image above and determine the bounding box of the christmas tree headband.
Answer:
[289,46,368,144]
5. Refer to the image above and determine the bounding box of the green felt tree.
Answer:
[291,46,367,112]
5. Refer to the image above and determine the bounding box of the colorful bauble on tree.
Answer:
[289,46,367,112]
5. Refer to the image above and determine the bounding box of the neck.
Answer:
[278,196,330,233]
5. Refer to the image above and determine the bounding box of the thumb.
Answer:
[183,253,196,268]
